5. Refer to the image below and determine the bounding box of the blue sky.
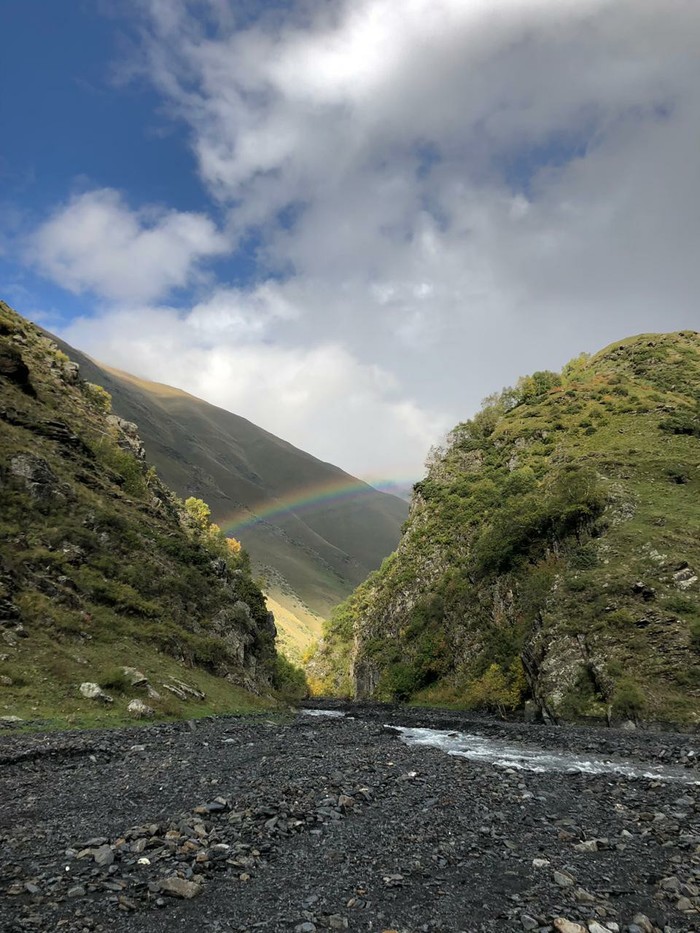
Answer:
[1,0,699,479]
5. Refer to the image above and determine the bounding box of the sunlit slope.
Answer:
[48,334,408,620]
[313,331,700,724]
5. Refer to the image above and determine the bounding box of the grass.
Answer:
[0,631,276,731]
[313,331,700,724]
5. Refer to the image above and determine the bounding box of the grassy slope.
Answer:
[0,301,284,727]
[264,591,324,666]
[45,338,407,624]
[313,331,700,724]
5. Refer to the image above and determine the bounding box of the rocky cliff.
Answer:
[0,301,287,726]
[312,332,700,725]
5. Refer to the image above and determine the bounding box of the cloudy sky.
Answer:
[2,0,699,485]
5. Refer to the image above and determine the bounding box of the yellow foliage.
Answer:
[226,537,242,555]
[465,659,526,716]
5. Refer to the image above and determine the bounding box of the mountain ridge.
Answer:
[311,330,700,725]
[0,299,302,726]
[44,331,408,655]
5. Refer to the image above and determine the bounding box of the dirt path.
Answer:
[1,708,698,932]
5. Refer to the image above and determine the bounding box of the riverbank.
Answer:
[1,708,698,932]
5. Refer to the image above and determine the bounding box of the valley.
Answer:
[45,332,408,651]
[0,706,698,932]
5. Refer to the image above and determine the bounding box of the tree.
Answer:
[184,496,211,533]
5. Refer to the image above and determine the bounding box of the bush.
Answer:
[84,382,112,413]
[464,659,526,716]
[272,655,308,701]
[611,678,646,718]
[99,667,132,693]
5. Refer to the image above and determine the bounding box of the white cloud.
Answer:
[29,188,228,303]
[60,301,448,479]
[35,0,700,477]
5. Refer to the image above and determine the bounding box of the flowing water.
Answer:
[391,725,699,784]
[300,709,698,783]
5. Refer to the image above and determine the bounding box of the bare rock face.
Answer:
[10,455,61,501]
[106,414,147,460]
[0,341,36,397]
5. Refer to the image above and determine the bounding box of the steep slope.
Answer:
[0,300,291,726]
[312,332,700,725]
[45,334,408,636]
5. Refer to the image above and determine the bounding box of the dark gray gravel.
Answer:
[0,706,698,933]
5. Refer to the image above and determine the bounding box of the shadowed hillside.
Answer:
[0,300,302,727]
[45,330,407,654]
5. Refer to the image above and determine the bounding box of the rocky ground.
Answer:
[0,705,698,933]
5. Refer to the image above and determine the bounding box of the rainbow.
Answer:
[220,474,414,538]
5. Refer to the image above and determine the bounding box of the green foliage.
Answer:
[611,678,647,718]
[313,330,700,724]
[99,668,132,694]
[0,300,285,725]
[272,654,309,701]
[464,660,526,716]
[93,437,150,498]
[184,496,212,531]
[84,382,112,413]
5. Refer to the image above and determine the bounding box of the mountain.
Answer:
[44,331,408,660]
[0,300,305,727]
[311,332,700,725]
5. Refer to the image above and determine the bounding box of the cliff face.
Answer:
[313,332,700,725]
[0,301,280,723]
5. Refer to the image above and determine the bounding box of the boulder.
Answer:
[122,667,148,688]
[158,877,202,899]
[79,682,113,704]
[553,921,586,933]
[127,699,155,719]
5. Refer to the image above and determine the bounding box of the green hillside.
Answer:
[311,332,700,725]
[0,301,302,727]
[45,334,408,631]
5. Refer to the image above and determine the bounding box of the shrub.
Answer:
[464,659,526,716]
[272,655,308,701]
[611,678,646,718]
[84,382,112,413]
[99,668,132,693]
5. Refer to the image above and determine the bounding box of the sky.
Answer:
[1,0,699,486]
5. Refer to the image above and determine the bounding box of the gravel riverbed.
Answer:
[0,705,698,933]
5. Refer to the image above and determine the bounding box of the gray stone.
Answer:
[158,877,203,899]
[521,916,539,931]
[127,698,155,718]
[122,667,148,687]
[79,682,113,704]
[93,844,114,867]
[553,870,575,887]
[553,921,586,933]
[10,455,59,500]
